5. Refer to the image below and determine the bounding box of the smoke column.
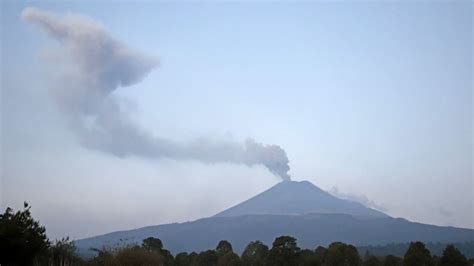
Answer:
[21,7,291,181]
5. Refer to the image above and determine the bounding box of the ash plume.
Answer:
[21,7,291,181]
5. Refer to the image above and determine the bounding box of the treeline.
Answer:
[358,241,474,258]
[84,237,473,266]
[1,203,473,266]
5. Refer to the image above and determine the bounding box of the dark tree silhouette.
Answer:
[439,244,469,266]
[297,249,320,266]
[314,246,328,265]
[363,252,381,266]
[216,240,233,255]
[141,237,173,265]
[215,240,240,266]
[325,242,361,266]
[0,202,50,266]
[403,241,433,266]
[217,252,241,266]
[174,252,190,266]
[188,252,200,266]
[142,237,163,251]
[267,236,300,266]
[198,250,218,266]
[383,255,402,266]
[241,240,269,266]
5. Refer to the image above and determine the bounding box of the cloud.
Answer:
[21,7,291,180]
[21,6,157,114]
[330,187,387,212]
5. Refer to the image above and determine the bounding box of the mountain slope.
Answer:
[75,213,474,257]
[75,180,474,257]
[215,180,387,218]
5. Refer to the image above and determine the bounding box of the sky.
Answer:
[1,1,472,240]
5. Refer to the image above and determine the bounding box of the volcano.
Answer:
[75,180,474,256]
[215,180,387,218]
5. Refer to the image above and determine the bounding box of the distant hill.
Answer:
[75,180,474,257]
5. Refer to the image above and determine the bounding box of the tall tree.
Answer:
[216,240,233,255]
[403,242,433,266]
[0,202,50,266]
[439,244,468,266]
[297,249,320,266]
[198,250,218,266]
[314,246,327,265]
[174,252,190,266]
[141,237,173,265]
[241,240,269,266]
[267,236,300,266]
[217,252,241,266]
[216,240,240,266]
[324,242,361,266]
[187,252,200,266]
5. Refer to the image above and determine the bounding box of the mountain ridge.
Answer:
[74,180,474,257]
[75,213,474,257]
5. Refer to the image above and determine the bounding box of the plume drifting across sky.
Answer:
[21,7,291,180]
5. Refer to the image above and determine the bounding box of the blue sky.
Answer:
[1,1,472,239]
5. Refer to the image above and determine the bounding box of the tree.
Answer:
[161,249,174,266]
[174,252,190,266]
[198,250,218,266]
[0,202,50,265]
[216,240,233,255]
[114,245,164,266]
[383,255,401,266]
[218,252,241,266]
[142,237,164,251]
[188,252,200,266]
[241,240,269,266]
[403,241,433,266]
[89,247,114,265]
[141,237,173,265]
[362,252,381,266]
[314,246,327,265]
[267,236,301,266]
[215,240,240,266]
[324,242,361,266]
[439,244,468,266]
[297,249,320,266]
[49,237,81,266]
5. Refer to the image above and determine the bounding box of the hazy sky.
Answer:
[1,1,472,240]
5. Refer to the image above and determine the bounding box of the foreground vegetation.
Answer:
[1,203,472,266]
[359,241,474,258]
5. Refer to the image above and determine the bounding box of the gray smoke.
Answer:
[21,7,291,181]
[330,187,387,212]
